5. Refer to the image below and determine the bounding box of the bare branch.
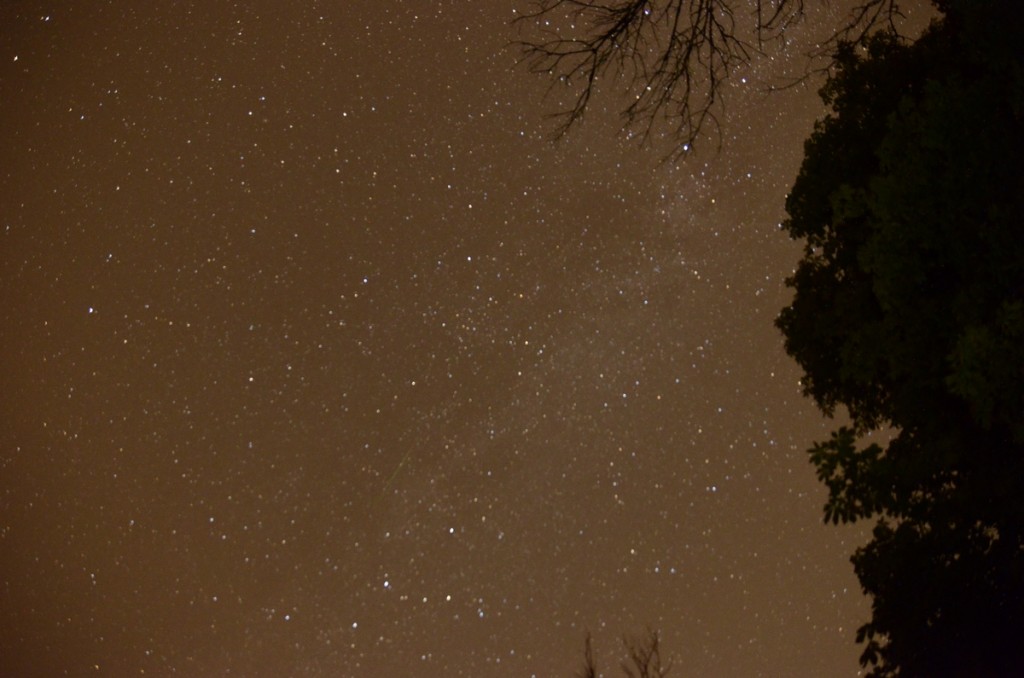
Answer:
[513,0,911,156]
[621,628,671,678]
[576,631,597,678]
[845,0,905,43]
[573,628,672,677]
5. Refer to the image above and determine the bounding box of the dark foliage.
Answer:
[778,1,1024,674]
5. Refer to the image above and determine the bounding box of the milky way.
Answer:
[1,2,885,675]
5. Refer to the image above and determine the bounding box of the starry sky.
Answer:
[0,2,893,676]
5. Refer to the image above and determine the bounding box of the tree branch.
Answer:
[513,0,911,156]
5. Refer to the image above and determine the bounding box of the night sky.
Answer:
[1,2,893,676]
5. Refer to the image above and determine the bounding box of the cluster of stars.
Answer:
[0,2,870,676]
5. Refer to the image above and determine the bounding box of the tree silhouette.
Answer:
[778,1,1024,674]
[514,0,911,154]
[576,629,672,678]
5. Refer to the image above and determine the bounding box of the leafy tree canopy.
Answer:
[777,1,1024,674]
